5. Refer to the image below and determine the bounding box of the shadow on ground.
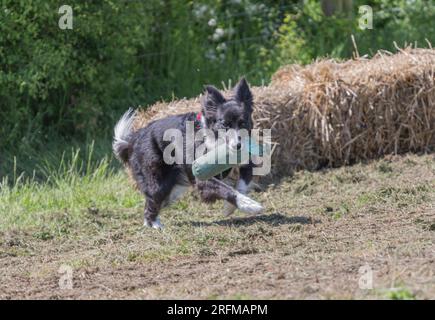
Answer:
[176,213,320,227]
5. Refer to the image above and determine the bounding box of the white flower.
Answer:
[246,3,262,15]
[193,4,208,18]
[208,18,217,27]
[205,49,217,61]
[216,43,227,52]
[212,28,225,41]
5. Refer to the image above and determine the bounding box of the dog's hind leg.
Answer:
[161,172,190,208]
[196,177,263,215]
[143,169,191,229]
[132,161,180,229]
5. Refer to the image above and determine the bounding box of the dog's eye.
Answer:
[220,120,230,128]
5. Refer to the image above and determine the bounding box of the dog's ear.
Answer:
[201,85,225,120]
[234,77,253,112]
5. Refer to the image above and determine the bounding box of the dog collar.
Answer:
[194,112,203,130]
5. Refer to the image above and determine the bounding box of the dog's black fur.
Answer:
[113,78,263,228]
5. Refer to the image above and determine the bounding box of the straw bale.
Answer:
[133,48,435,177]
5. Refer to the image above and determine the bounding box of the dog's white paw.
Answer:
[235,193,264,215]
[144,217,164,229]
[223,201,237,216]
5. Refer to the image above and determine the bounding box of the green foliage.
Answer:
[386,287,416,300]
[0,1,155,146]
[0,143,142,234]
[277,0,435,64]
[139,0,284,99]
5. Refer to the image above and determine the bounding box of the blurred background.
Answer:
[1,0,434,179]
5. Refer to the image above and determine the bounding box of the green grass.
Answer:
[385,287,416,300]
[0,144,142,236]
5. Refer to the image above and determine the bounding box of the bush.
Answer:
[0,1,154,148]
[277,0,435,64]
[0,1,285,151]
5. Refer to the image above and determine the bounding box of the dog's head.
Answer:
[201,78,253,150]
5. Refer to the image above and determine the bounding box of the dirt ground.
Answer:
[1,154,434,299]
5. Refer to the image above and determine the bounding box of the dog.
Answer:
[113,78,264,229]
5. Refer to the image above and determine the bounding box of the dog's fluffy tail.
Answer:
[113,108,136,163]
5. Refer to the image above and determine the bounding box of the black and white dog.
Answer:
[113,78,263,229]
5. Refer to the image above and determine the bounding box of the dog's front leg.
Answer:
[223,164,254,216]
[197,176,263,215]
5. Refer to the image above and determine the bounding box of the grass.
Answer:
[385,287,416,300]
[0,148,434,299]
[0,145,142,238]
